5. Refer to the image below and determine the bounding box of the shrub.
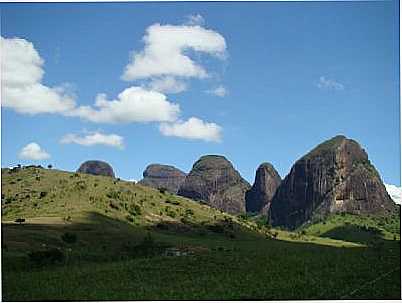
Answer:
[28,248,65,266]
[63,215,72,222]
[126,215,135,223]
[109,202,119,210]
[158,187,167,194]
[185,209,194,217]
[61,232,77,244]
[165,199,180,205]
[39,191,48,199]
[15,218,25,224]
[165,206,176,218]
[106,190,120,199]
[129,204,142,216]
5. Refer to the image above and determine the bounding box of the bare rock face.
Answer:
[178,155,251,214]
[246,163,281,213]
[138,164,186,194]
[77,160,115,178]
[269,135,397,229]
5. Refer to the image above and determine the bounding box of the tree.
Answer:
[47,164,53,169]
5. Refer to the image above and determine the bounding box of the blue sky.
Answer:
[1,1,400,191]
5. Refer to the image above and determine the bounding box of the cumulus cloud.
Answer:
[159,117,222,142]
[207,85,227,97]
[121,23,226,81]
[148,76,187,94]
[185,14,205,26]
[1,37,76,115]
[69,87,180,123]
[60,131,124,149]
[317,76,344,91]
[1,37,179,124]
[18,142,50,160]
[385,183,402,205]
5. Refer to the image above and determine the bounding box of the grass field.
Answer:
[1,166,401,300]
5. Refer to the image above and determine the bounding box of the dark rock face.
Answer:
[77,160,115,178]
[246,163,281,213]
[269,135,397,229]
[178,155,251,214]
[138,164,186,194]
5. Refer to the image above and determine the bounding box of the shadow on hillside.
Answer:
[321,224,383,244]
[2,211,400,273]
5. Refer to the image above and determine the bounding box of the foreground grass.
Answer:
[3,232,400,301]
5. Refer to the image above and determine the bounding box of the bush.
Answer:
[165,199,180,205]
[129,204,142,216]
[28,248,65,266]
[165,206,176,218]
[39,191,48,199]
[185,209,194,217]
[109,201,120,210]
[106,190,120,199]
[126,215,135,223]
[61,232,77,244]
[15,218,25,224]
[158,187,167,194]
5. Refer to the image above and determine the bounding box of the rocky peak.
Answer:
[269,135,397,229]
[138,164,186,194]
[246,162,281,213]
[77,160,115,178]
[178,155,251,214]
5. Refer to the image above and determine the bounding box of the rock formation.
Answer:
[178,155,251,214]
[138,164,186,194]
[246,163,281,213]
[269,135,398,229]
[77,160,115,178]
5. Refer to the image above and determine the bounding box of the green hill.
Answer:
[1,166,400,300]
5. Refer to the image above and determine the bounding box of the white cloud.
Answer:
[1,37,76,115]
[159,117,222,142]
[207,85,227,97]
[60,131,124,149]
[121,23,226,81]
[185,14,205,26]
[385,183,402,205]
[148,76,187,94]
[69,86,180,123]
[317,76,344,91]
[18,142,50,160]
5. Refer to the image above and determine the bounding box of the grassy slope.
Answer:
[1,167,401,300]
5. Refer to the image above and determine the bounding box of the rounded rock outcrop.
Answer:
[178,155,250,214]
[138,164,186,194]
[77,160,115,178]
